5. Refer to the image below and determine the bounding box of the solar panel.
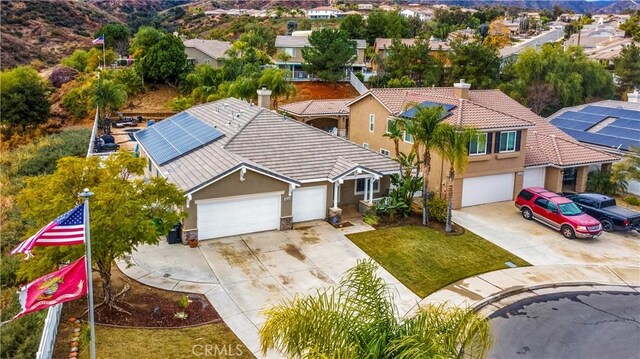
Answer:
[598,126,640,140]
[399,101,456,119]
[561,111,607,124]
[580,106,640,121]
[137,112,224,165]
[550,117,594,131]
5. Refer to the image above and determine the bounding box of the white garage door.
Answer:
[462,173,515,207]
[292,186,327,222]
[523,167,546,188]
[197,193,280,240]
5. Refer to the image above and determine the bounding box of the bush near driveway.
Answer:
[348,225,530,297]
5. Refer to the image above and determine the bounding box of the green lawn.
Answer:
[348,225,530,298]
[76,323,255,359]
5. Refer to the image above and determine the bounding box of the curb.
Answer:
[473,281,640,313]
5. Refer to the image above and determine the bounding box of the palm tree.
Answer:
[617,145,640,183]
[92,79,128,118]
[383,117,405,177]
[407,105,447,226]
[260,260,492,358]
[434,124,478,232]
[258,68,297,108]
[275,51,292,77]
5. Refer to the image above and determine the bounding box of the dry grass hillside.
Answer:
[0,1,125,69]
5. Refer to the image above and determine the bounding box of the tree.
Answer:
[616,145,640,183]
[86,47,118,72]
[383,118,405,176]
[92,79,128,118]
[499,45,615,116]
[62,49,90,72]
[407,105,447,226]
[275,51,292,71]
[260,260,491,358]
[614,43,640,93]
[143,34,188,85]
[95,23,130,55]
[130,26,165,58]
[526,82,559,115]
[449,42,501,89]
[340,14,365,40]
[384,38,443,86]
[0,66,51,136]
[387,76,416,88]
[302,29,356,82]
[483,17,511,49]
[258,68,297,108]
[366,11,390,44]
[433,124,477,232]
[16,153,184,310]
[227,76,258,101]
[619,14,640,41]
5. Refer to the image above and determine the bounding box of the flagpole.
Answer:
[102,34,106,69]
[79,188,96,359]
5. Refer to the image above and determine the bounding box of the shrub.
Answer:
[427,195,448,224]
[623,195,640,206]
[177,294,190,309]
[363,210,380,226]
[168,96,194,112]
[61,87,91,120]
[49,66,79,88]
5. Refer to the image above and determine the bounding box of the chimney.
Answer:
[257,84,272,110]
[454,79,471,100]
[628,89,639,104]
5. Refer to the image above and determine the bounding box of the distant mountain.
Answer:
[595,0,640,13]
[418,1,635,13]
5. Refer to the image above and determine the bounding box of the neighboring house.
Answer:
[183,39,232,67]
[585,38,638,63]
[559,13,583,22]
[564,29,625,49]
[306,6,344,19]
[279,99,351,138]
[546,92,640,195]
[358,3,374,10]
[399,8,433,21]
[372,38,451,72]
[274,35,367,79]
[344,80,618,209]
[135,94,397,241]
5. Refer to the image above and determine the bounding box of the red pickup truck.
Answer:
[515,187,603,239]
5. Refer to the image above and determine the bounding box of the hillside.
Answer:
[0,1,122,69]
[418,1,635,13]
[596,0,640,13]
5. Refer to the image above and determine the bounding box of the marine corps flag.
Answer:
[14,256,87,318]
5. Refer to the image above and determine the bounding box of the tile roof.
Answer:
[349,87,619,167]
[278,99,350,117]
[373,38,451,51]
[183,39,232,59]
[275,35,365,49]
[136,98,398,193]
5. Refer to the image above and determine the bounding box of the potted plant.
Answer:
[188,237,198,248]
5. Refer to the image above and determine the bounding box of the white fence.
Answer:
[36,303,63,359]
[349,71,368,95]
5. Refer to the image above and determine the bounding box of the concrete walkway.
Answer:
[117,220,419,359]
[408,265,640,317]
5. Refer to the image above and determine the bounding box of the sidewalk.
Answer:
[407,264,640,317]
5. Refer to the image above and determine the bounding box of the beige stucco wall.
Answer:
[185,47,221,67]
[575,166,588,192]
[184,169,290,230]
[544,167,563,192]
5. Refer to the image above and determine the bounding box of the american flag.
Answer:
[11,204,86,255]
[92,35,104,45]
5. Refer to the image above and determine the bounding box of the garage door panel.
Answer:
[462,173,515,207]
[292,186,327,222]
[523,168,546,188]
[198,194,280,240]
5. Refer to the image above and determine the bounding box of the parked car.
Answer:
[563,193,640,232]
[515,187,603,239]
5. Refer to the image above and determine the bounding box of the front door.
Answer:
[562,167,577,192]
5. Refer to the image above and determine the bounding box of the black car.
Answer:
[564,193,640,232]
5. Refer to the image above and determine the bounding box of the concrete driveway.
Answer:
[119,220,419,358]
[453,202,640,266]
